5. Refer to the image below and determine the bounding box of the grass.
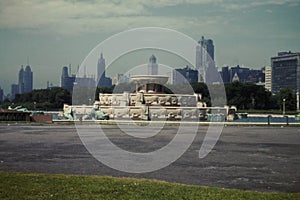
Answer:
[0,172,299,200]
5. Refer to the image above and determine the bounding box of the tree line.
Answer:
[0,82,297,111]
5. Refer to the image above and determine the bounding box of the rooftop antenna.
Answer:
[27,56,29,66]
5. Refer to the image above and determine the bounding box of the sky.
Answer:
[0,0,299,94]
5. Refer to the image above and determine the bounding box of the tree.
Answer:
[276,88,296,111]
[12,88,71,110]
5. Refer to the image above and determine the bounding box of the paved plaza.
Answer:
[0,123,299,192]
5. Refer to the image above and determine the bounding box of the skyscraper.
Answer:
[97,53,105,84]
[10,84,19,101]
[18,65,24,94]
[0,86,3,103]
[271,51,300,94]
[265,66,272,92]
[148,54,158,75]
[24,65,33,93]
[97,53,112,87]
[196,36,215,82]
[61,66,75,92]
[18,64,33,94]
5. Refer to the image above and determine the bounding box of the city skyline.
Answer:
[0,0,300,94]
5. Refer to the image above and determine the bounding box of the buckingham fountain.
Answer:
[63,74,236,121]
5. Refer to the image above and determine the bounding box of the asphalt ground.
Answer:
[0,123,299,192]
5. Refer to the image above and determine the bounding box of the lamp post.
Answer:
[34,101,36,110]
[297,91,299,111]
[283,98,286,115]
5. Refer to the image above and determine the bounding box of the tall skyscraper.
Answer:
[148,54,158,75]
[97,53,105,84]
[10,84,19,101]
[24,65,33,93]
[0,86,3,103]
[18,64,33,94]
[265,66,272,92]
[97,53,112,87]
[196,36,215,82]
[18,65,24,94]
[271,51,300,94]
[61,66,75,92]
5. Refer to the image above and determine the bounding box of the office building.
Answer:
[61,66,76,92]
[61,66,97,92]
[0,86,3,103]
[18,64,33,94]
[221,66,230,83]
[196,36,215,82]
[173,65,198,85]
[18,65,24,94]
[148,54,158,75]
[97,53,112,87]
[113,74,130,85]
[265,66,272,92]
[24,65,33,93]
[271,51,300,94]
[10,84,19,101]
[220,65,265,84]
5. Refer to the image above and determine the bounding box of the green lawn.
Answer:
[0,172,299,200]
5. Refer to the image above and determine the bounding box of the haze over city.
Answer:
[0,0,300,94]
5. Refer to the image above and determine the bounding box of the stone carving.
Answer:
[166,108,181,120]
[149,107,166,120]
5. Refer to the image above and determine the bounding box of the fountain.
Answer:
[63,75,236,121]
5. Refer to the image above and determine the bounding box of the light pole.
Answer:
[283,98,286,115]
[297,91,299,111]
[34,101,36,110]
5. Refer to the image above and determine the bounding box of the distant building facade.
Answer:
[148,55,158,75]
[18,65,33,94]
[220,65,265,84]
[61,66,76,92]
[271,51,300,94]
[173,65,198,85]
[196,36,215,82]
[10,84,19,101]
[24,65,33,93]
[97,53,112,87]
[0,86,3,103]
[61,66,97,92]
[265,66,272,92]
[113,74,130,85]
[8,64,34,101]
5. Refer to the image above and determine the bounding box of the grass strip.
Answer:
[0,171,299,200]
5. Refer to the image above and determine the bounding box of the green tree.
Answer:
[276,88,296,111]
[13,88,71,110]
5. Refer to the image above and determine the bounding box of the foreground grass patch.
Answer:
[0,171,299,200]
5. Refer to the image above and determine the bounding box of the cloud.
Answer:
[266,9,273,13]
[221,0,299,10]
[0,0,228,35]
[0,0,298,36]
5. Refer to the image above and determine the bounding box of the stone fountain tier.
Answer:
[131,75,169,85]
[131,75,169,94]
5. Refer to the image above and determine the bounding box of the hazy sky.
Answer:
[0,0,299,94]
